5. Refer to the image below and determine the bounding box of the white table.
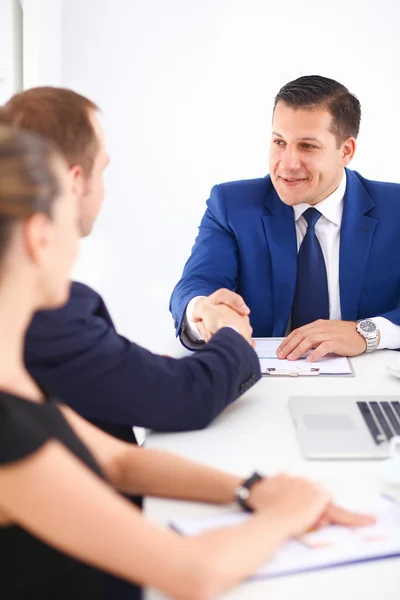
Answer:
[144,350,400,599]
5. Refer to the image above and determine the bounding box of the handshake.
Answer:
[191,289,254,346]
[192,289,370,362]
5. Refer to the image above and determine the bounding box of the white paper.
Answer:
[254,338,352,375]
[171,495,400,579]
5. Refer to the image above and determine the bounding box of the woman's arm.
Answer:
[61,406,376,529]
[0,441,331,600]
[62,404,243,502]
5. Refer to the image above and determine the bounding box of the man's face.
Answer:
[78,110,110,237]
[269,102,355,206]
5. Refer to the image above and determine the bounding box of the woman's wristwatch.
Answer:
[233,471,265,512]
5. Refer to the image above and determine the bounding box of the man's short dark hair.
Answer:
[274,75,361,146]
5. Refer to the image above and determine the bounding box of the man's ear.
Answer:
[69,164,85,199]
[341,137,356,166]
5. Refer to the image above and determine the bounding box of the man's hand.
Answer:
[192,289,250,342]
[276,319,369,362]
[197,303,254,346]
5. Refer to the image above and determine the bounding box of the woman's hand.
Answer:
[247,474,375,536]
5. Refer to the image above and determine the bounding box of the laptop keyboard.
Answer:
[357,401,400,445]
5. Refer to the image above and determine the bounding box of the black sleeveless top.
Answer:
[0,391,105,599]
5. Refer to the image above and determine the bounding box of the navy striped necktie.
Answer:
[291,207,329,330]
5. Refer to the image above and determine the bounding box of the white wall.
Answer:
[21,0,61,88]
[0,0,22,104]
[37,0,400,352]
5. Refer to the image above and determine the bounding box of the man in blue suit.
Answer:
[171,75,400,361]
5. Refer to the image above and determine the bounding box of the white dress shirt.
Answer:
[185,171,400,349]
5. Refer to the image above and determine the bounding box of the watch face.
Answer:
[237,487,250,500]
[359,320,376,333]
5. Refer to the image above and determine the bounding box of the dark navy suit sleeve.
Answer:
[24,282,261,432]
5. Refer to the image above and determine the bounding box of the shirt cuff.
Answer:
[183,296,205,342]
[370,317,400,350]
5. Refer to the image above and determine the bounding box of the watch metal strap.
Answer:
[365,335,378,352]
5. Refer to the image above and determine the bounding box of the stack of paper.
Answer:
[171,495,400,579]
[254,338,352,376]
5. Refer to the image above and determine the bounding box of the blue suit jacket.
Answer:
[170,169,400,343]
[25,282,260,440]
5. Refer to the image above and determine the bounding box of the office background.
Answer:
[1,0,399,353]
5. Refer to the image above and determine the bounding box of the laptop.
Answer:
[289,395,400,459]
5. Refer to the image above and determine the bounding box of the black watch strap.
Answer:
[234,471,265,512]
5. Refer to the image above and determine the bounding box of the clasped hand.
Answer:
[192,289,254,346]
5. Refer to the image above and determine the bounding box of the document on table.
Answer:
[254,338,353,375]
[170,495,400,580]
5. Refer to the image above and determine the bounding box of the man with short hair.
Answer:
[171,75,400,361]
[1,87,258,440]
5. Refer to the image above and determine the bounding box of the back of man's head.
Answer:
[3,87,99,177]
[3,87,106,237]
[274,75,361,146]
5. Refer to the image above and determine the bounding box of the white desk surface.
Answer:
[144,350,400,600]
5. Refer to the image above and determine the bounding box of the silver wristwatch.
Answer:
[356,319,379,352]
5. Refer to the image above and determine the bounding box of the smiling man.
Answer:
[170,75,400,360]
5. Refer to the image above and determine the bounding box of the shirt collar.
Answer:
[293,171,347,226]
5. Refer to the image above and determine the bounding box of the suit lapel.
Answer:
[339,169,377,321]
[262,187,297,335]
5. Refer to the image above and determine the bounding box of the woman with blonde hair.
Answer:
[0,125,372,600]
